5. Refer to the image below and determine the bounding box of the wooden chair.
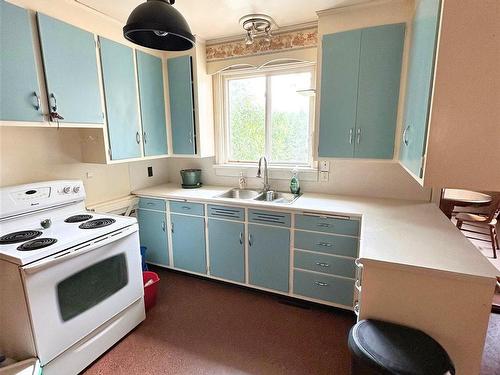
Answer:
[456,197,500,259]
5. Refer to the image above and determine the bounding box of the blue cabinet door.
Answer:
[208,219,245,283]
[137,209,169,266]
[136,51,168,156]
[318,30,361,158]
[355,23,405,159]
[37,14,102,124]
[399,0,442,177]
[0,1,42,122]
[171,214,206,274]
[167,55,196,155]
[248,224,290,292]
[99,37,142,160]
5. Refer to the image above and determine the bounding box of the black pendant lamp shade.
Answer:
[123,0,195,51]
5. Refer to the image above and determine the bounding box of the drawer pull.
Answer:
[314,281,329,287]
[315,262,330,267]
[317,242,332,247]
[147,202,154,206]
[317,223,330,228]
[182,206,192,210]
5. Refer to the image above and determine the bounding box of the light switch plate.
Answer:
[319,171,329,182]
[319,160,330,172]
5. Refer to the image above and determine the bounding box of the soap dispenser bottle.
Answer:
[290,168,300,195]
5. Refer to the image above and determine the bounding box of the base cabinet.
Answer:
[171,213,206,274]
[248,224,290,292]
[137,208,169,267]
[208,219,245,283]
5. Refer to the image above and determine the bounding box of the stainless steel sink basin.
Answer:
[254,191,302,204]
[216,188,264,200]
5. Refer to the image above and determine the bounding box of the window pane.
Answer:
[228,76,266,162]
[270,72,311,163]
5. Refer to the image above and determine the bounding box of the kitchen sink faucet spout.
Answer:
[257,156,270,191]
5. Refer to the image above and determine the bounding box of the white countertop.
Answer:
[133,184,498,280]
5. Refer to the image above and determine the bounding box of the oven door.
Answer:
[21,224,143,365]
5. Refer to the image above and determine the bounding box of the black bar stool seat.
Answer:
[348,319,455,375]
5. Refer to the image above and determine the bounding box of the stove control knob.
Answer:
[73,186,80,194]
[63,186,71,194]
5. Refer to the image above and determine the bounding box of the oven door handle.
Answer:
[22,225,137,274]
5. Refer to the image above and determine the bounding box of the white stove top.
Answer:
[0,210,137,266]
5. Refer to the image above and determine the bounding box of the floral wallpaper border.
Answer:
[206,28,318,62]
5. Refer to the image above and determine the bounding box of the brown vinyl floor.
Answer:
[84,267,500,375]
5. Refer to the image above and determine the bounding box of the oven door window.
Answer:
[57,253,129,321]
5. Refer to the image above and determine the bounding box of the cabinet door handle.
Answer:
[49,93,57,111]
[356,128,361,144]
[143,131,147,144]
[136,131,141,144]
[354,301,360,316]
[188,130,193,144]
[171,222,174,233]
[314,281,328,287]
[33,92,41,111]
[402,125,410,146]
[316,262,330,267]
[239,232,243,245]
[348,128,353,144]
[161,221,166,232]
[316,242,332,247]
[248,234,253,247]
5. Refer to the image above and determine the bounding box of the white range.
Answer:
[0,180,145,375]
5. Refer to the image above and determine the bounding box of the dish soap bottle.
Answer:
[290,168,300,195]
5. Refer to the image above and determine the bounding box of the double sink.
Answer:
[216,188,301,205]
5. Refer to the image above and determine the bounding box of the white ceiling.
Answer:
[76,0,372,41]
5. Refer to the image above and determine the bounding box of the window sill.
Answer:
[213,163,318,182]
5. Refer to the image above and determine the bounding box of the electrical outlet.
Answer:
[319,160,330,172]
[147,166,153,177]
[319,171,329,182]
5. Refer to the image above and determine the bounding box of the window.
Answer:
[221,65,315,166]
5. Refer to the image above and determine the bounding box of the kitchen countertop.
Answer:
[133,184,498,280]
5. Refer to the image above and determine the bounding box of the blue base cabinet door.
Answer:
[167,55,196,155]
[208,219,245,283]
[248,224,290,292]
[99,37,142,160]
[171,214,206,274]
[137,209,169,266]
[37,14,103,124]
[136,51,168,156]
[1,1,42,122]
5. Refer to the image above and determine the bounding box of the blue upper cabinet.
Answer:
[248,224,290,292]
[167,55,196,155]
[137,208,169,267]
[318,30,361,158]
[0,1,42,122]
[318,24,405,159]
[355,23,405,159]
[99,37,142,160]
[399,0,442,177]
[37,13,102,124]
[136,51,168,156]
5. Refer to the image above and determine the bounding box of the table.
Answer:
[439,189,492,219]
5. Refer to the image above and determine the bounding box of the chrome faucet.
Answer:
[257,156,271,191]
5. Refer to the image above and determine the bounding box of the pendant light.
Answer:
[123,0,195,51]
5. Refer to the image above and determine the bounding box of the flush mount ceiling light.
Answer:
[239,14,275,45]
[123,0,195,51]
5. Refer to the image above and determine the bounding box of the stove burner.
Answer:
[79,218,116,229]
[0,230,43,245]
[65,214,93,223]
[17,238,57,251]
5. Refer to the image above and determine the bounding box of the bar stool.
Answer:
[348,319,455,375]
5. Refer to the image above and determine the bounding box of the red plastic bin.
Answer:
[142,271,160,311]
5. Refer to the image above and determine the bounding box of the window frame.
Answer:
[220,63,316,168]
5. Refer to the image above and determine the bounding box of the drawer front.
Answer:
[249,209,291,227]
[295,214,360,236]
[294,250,355,279]
[169,201,205,216]
[138,197,166,211]
[294,270,354,306]
[208,205,244,221]
[294,230,358,258]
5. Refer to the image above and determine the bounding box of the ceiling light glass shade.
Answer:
[123,0,195,51]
